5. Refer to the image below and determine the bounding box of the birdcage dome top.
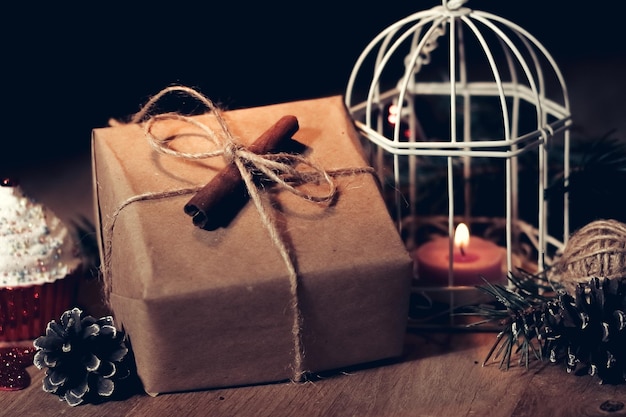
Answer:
[345,0,572,157]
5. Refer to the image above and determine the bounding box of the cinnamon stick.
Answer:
[184,115,299,229]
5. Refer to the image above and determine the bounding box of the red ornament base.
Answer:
[0,346,35,391]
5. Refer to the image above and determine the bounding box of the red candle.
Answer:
[413,223,504,286]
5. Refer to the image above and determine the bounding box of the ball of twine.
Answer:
[551,219,626,292]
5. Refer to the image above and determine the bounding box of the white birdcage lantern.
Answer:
[345,0,571,319]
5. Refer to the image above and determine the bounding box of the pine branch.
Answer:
[467,270,626,384]
[70,216,100,279]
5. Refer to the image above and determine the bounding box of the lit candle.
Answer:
[413,223,504,286]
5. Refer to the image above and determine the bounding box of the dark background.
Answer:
[2,1,625,173]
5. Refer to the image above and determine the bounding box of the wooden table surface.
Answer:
[2,329,625,417]
[3,151,625,417]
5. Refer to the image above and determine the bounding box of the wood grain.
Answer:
[2,331,624,417]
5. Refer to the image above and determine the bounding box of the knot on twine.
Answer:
[222,141,242,165]
[551,219,626,292]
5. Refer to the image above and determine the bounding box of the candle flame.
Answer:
[454,223,470,254]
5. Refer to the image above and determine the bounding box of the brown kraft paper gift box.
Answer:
[91,94,412,395]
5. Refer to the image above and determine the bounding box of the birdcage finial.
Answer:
[443,0,468,10]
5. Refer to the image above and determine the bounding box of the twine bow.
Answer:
[134,86,337,210]
[102,85,372,382]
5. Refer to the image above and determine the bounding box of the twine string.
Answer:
[551,219,626,292]
[102,86,373,382]
[139,87,339,204]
